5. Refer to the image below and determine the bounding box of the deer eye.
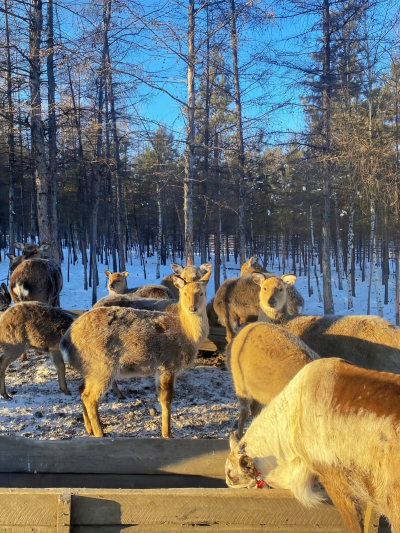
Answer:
[279,288,283,292]
[200,293,203,296]
[184,292,187,296]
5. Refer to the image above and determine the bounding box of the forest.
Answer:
[0,0,399,317]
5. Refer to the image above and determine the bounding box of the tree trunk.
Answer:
[321,0,334,314]
[47,0,58,261]
[310,206,322,303]
[30,0,51,246]
[156,182,162,279]
[333,188,344,290]
[229,0,246,267]
[184,0,195,266]
[4,0,15,258]
[346,187,355,310]
[367,198,383,317]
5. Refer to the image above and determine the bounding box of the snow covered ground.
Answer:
[0,247,396,440]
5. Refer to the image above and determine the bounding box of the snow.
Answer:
[0,248,397,440]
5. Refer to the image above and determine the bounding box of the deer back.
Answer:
[10,259,63,306]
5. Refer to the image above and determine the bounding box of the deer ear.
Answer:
[252,272,267,285]
[171,263,183,275]
[200,270,212,283]
[200,263,212,272]
[250,256,259,265]
[1,283,11,304]
[39,243,50,252]
[282,274,296,286]
[172,275,186,290]
[104,270,111,279]
[14,242,25,251]
[6,254,16,261]
[122,271,129,278]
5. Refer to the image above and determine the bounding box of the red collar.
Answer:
[255,470,267,489]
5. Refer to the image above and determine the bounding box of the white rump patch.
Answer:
[14,282,29,301]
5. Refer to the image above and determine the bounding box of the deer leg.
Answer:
[80,376,111,438]
[250,400,263,419]
[386,488,400,533]
[79,383,93,436]
[0,355,12,399]
[156,371,175,438]
[237,397,251,438]
[49,350,70,395]
[112,380,125,399]
[318,470,364,533]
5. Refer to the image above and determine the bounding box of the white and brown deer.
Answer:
[226,357,400,533]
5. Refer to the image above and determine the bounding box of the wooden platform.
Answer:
[0,436,381,532]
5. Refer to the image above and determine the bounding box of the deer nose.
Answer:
[189,305,197,313]
[268,297,276,306]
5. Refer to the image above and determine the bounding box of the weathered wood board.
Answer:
[0,488,380,532]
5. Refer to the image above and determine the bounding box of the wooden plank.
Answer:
[0,493,57,526]
[57,495,71,533]
[0,473,226,490]
[0,528,56,533]
[70,489,350,527]
[0,437,230,477]
[71,526,347,533]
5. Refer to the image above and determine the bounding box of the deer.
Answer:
[226,321,320,437]
[0,302,74,398]
[9,258,63,307]
[60,270,212,438]
[0,284,12,312]
[7,242,51,272]
[226,357,400,533]
[161,263,212,300]
[253,272,400,373]
[213,258,304,343]
[104,271,174,300]
[93,294,176,313]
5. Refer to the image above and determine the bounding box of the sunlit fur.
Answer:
[226,358,400,533]
[257,274,400,373]
[9,258,63,306]
[226,321,319,436]
[161,263,212,300]
[0,302,73,398]
[93,294,176,313]
[60,270,211,439]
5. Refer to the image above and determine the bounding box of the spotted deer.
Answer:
[226,321,319,436]
[161,263,212,300]
[254,272,400,373]
[226,357,400,533]
[0,302,73,398]
[60,270,211,438]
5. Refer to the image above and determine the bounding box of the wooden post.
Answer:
[57,494,71,533]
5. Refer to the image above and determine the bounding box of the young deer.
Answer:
[0,302,73,398]
[10,258,63,307]
[60,270,211,438]
[226,322,319,436]
[0,284,12,312]
[7,242,51,272]
[226,357,400,533]
[104,271,174,300]
[254,272,400,373]
[161,263,212,299]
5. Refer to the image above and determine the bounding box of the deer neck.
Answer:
[260,303,287,325]
[178,302,209,349]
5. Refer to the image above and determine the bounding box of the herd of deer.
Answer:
[0,246,399,532]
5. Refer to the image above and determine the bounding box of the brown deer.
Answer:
[7,242,51,272]
[104,271,174,300]
[226,357,400,533]
[10,258,63,307]
[226,322,319,436]
[254,272,400,373]
[60,270,211,438]
[93,294,176,313]
[213,258,304,343]
[0,302,73,398]
[0,284,12,312]
[161,263,212,299]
